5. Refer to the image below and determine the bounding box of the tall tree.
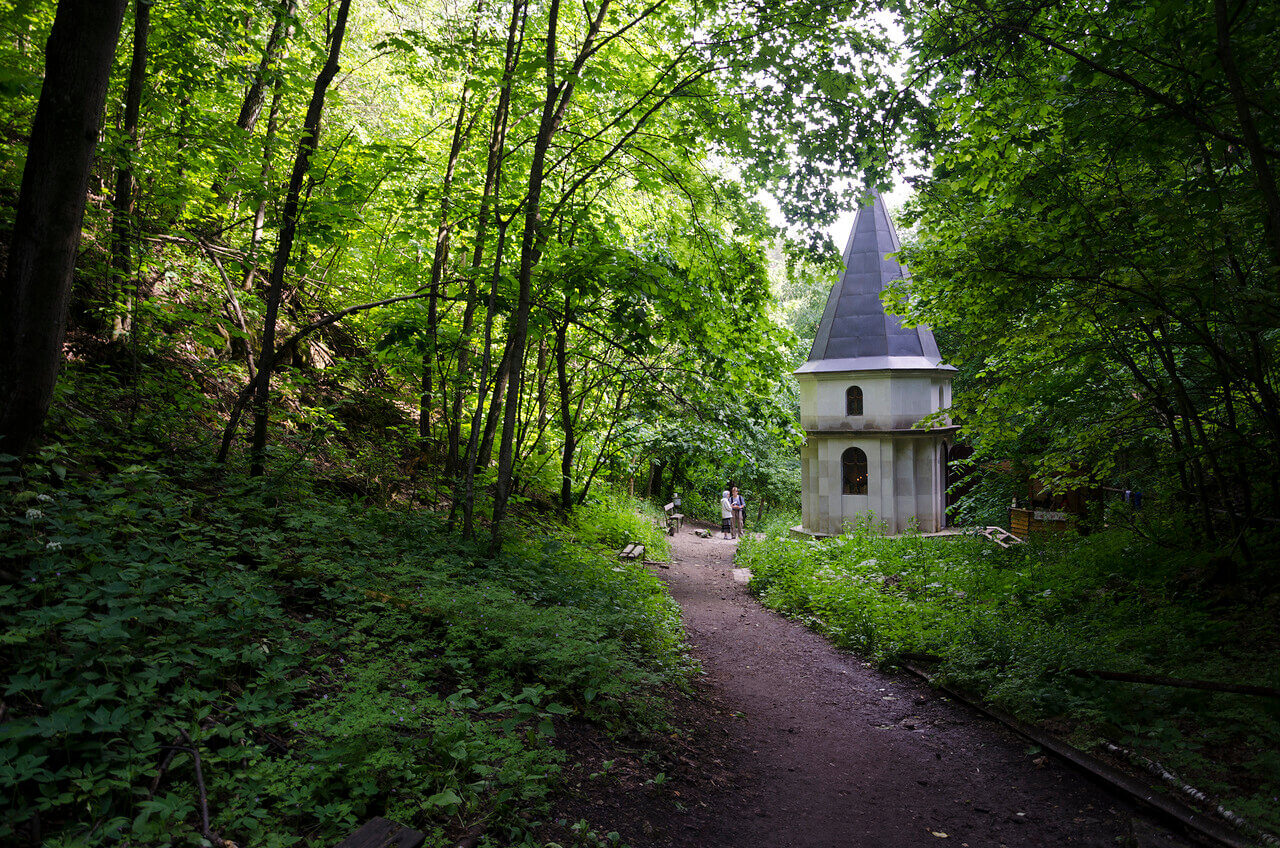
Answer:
[248,0,352,476]
[0,0,130,457]
[109,0,152,340]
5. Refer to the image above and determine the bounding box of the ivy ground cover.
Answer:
[1,454,686,848]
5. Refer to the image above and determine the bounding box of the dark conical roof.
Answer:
[795,192,952,374]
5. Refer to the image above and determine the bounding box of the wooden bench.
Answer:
[663,502,684,534]
[619,543,645,560]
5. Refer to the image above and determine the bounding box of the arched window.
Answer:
[845,385,863,416]
[842,447,868,495]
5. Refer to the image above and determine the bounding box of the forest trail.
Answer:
[644,527,1195,848]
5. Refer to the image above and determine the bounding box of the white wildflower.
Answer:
[36,494,54,503]
[24,508,44,520]
[46,540,63,551]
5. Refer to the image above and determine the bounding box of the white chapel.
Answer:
[794,192,958,536]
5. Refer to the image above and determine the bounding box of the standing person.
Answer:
[730,486,746,538]
[720,489,733,540]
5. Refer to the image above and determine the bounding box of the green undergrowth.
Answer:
[569,489,672,563]
[738,520,1280,833]
[1,446,687,847]
[753,508,800,539]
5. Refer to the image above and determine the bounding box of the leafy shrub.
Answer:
[571,489,671,562]
[755,508,800,538]
[676,489,714,524]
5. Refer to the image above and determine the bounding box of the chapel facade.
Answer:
[793,193,957,536]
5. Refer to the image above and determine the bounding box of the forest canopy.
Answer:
[0,0,846,539]
[2,0,1277,556]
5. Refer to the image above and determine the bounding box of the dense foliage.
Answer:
[885,0,1280,572]
[0,0,816,544]
[739,523,1280,833]
[1,365,685,847]
[4,0,1280,843]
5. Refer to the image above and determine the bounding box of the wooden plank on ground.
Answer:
[978,526,1023,548]
[334,817,425,848]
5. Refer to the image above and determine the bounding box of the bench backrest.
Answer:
[663,502,674,513]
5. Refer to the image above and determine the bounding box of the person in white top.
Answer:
[719,490,733,539]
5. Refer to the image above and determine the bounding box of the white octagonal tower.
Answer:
[794,192,957,536]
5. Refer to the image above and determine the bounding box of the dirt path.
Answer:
[634,527,1196,848]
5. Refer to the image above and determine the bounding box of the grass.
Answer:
[737,518,1280,834]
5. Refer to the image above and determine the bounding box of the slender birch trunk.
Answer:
[248,0,352,476]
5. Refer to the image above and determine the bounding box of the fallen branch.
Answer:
[257,728,290,754]
[177,730,217,844]
[150,715,223,798]
[202,243,255,382]
[270,290,445,363]
[897,652,943,664]
[1068,669,1280,699]
[1102,742,1280,846]
[156,730,226,847]
[899,659,1258,848]
[214,289,446,464]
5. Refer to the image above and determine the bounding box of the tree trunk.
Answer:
[460,218,511,537]
[421,83,476,444]
[236,0,296,135]
[0,0,130,458]
[1139,319,1219,541]
[242,77,285,292]
[648,459,665,498]
[449,0,526,533]
[490,0,612,549]
[537,334,549,433]
[489,121,548,539]
[248,0,351,476]
[418,247,435,442]
[555,304,575,512]
[1213,0,1280,284]
[110,0,151,341]
[447,268,479,478]
[477,333,515,470]
[577,385,627,505]
[213,0,295,206]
